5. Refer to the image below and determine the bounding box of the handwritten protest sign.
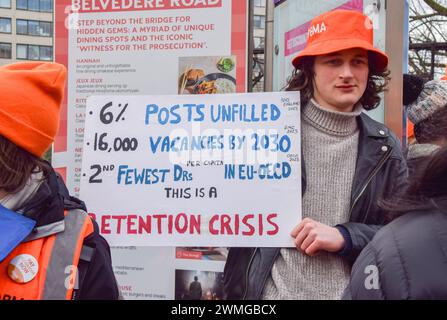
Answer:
[80,92,301,247]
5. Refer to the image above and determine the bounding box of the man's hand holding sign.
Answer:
[291,218,345,256]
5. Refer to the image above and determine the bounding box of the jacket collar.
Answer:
[16,168,86,241]
[357,113,391,138]
[350,113,395,206]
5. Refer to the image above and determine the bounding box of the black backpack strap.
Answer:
[63,196,87,212]
[54,171,88,212]
[80,245,95,262]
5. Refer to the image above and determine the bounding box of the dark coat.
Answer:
[405,144,441,177]
[407,156,428,177]
[16,167,119,300]
[343,198,447,299]
[189,280,203,300]
[223,113,409,300]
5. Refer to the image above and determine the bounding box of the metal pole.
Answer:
[247,0,254,92]
[431,46,435,80]
[264,0,274,92]
[384,0,405,141]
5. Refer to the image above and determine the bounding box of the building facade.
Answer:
[0,0,53,66]
[252,0,266,92]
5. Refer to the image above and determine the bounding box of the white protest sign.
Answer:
[81,92,301,247]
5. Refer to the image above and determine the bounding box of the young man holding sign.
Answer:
[224,10,408,299]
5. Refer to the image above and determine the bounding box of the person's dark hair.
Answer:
[285,53,391,110]
[381,146,447,221]
[0,135,51,194]
[413,105,447,143]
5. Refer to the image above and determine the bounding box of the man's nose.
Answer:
[339,63,354,78]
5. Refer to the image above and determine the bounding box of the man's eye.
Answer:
[354,59,367,65]
[326,59,340,65]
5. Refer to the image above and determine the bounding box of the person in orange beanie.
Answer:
[0,62,119,300]
[224,9,408,300]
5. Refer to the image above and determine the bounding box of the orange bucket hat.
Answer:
[292,9,388,71]
[0,62,67,157]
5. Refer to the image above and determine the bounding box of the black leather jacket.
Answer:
[223,113,408,300]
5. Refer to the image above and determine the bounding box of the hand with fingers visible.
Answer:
[290,218,345,257]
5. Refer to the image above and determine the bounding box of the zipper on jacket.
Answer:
[349,147,393,222]
[257,249,281,299]
[242,248,280,300]
[242,248,257,300]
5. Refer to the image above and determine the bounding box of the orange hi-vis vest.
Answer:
[0,209,94,300]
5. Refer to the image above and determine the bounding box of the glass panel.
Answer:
[16,20,28,35]
[16,44,28,59]
[16,0,27,9]
[28,0,39,11]
[0,0,11,8]
[40,0,52,12]
[28,45,39,60]
[254,0,266,7]
[254,16,265,29]
[28,20,40,36]
[39,46,52,60]
[260,16,265,29]
[254,36,265,49]
[0,43,12,59]
[0,18,11,33]
[40,21,52,36]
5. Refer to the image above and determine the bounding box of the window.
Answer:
[254,36,265,49]
[0,43,11,59]
[28,20,40,36]
[28,45,40,60]
[39,46,52,60]
[254,15,265,29]
[40,21,52,36]
[0,0,11,9]
[16,0,53,12]
[16,19,28,34]
[16,0,27,10]
[16,19,52,37]
[0,17,11,33]
[28,0,39,11]
[40,0,52,12]
[254,0,266,7]
[16,44,52,61]
[16,44,27,59]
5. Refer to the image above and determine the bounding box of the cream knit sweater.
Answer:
[261,99,362,300]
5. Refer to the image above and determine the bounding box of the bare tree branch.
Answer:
[408,0,447,78]
[410,12,441,19]
[422,0,447,16]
